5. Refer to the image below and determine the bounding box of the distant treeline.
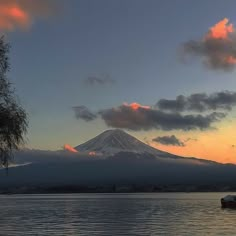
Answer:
[1,184,236,194]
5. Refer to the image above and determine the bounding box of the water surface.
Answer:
[0,193,235,235]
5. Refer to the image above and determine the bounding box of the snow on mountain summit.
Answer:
[75,129,166,156]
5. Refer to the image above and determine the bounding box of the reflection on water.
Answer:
[0,193,235,235]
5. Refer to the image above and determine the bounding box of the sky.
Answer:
[3,0,236,163]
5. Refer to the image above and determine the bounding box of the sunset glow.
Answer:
[64,144,78,153]
[0,1,55,31]
[123,102,150,111]
[0,4,29,30]
[206,18,234,40]
[202,18,236,65]
[148,121,236,164]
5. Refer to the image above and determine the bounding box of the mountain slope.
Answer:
[75,129,177,157]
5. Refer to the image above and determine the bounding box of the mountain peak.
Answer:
[75,129,166,156]
[100,129,127,136]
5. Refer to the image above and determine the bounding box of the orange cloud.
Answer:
[206,18,234,40]
[183,18,236,70]
[123,102,150,111]
[205,18,236,66]
[0,0,57,31]
[64,144,78,153]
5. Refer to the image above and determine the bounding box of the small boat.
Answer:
[221,195,236,208]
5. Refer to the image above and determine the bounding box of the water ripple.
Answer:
[0,193,235,235]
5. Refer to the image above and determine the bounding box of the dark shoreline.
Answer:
[1,184,236,194]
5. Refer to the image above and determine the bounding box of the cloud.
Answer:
[64,144,78,153]
[99,103,225,131]
[182,18,236,71]
[0,0,58,31]
[152,135,185,146]
[184,138,198,143]
[74,90,236,131]
[73,106,97,121]
[84,74,114,86]
[157,91,236,112]
[123,102,150,110]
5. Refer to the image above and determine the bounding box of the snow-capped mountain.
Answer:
[2,129,221,190]
[75,129,173,157]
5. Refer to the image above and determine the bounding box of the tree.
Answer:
[0,36,28,168]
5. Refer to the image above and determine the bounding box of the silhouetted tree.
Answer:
[0,36,28,168]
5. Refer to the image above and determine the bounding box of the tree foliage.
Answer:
[0,37,28,167]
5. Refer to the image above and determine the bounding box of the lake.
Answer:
[0,193,235,235]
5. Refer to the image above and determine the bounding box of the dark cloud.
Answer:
[182,38,236,71]
[74,91,234,131]
[152,135,185,147]
[157,95,186,112]
[182,18,236,71]
[157,91,236,112]
[84,74,114,86]
[73,106,97,121]
[99,105,225,131]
